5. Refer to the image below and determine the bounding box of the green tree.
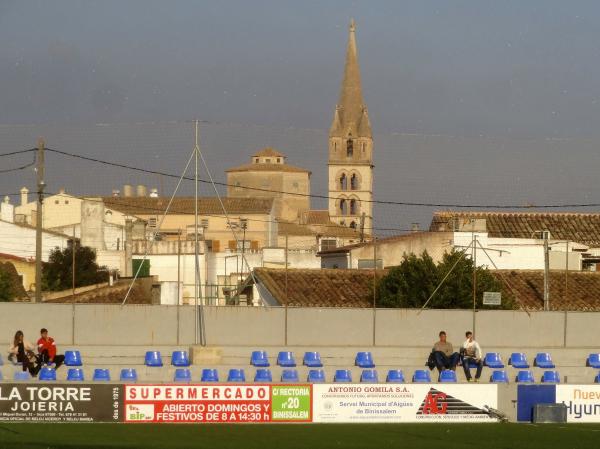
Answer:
[376,250,515,310]
[0,268,12,302]
[42,245,108,292]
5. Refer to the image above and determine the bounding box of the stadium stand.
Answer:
[334,369,352,382]
[541,371,561,383]
[439,370,457,383]
[490,370,509,383]
[355,351,375,368]
[412,370,431,383]
[93,368,110,381]
[201,369,219,382]
[39,367,56,381]
[587,353,600,368]
[174,368,191,382]
[534,353,555,369]
[254,368,272,382]
[509,353,530,369]
[516,370,535,383]
[227,369,246,382]
[251,351,270,367]
[67,368,84,381]
[386,369,405,383]
[277,351,296,367]
[144,351,163,367]
[307,369,326,382]
[64,350,82,367]
[281,369,299,382]
[360,369,378,383]
[484,353,505,368]
[303,352,323,367]
[171,351,190,367]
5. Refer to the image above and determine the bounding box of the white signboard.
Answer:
[556,385,600,423]
[483,292,501,306]
[312,384,497,423]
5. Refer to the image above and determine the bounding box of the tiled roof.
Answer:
[254,268,383,307]
[301,210,331,225]
[430,211,600,246]
[102,197,274,216]
[0,252,34,263]
[278,219,361,238]
[225,163,310,174]
[493,270,600,311]
[253,147,285,158]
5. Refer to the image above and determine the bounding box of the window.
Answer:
[349,199,358,215]
[339,173,347,190]
[292,181,299,190]
[277,158,281,163]
[240,218,248,229]
[339,199,347,215]
[205,239,213,252]
[237,240,251,251]
[320,238,337,251]
[54,200,59,205]
[254,158,259,163]
[201,219,209,229]
[148,218,157,228]
[265,158,271,163]
[350,173,359,190]
[346,139,353,157]
[362,142,366,154]
[65,200,69,205]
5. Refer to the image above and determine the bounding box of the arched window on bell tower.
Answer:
[349,199,358,215]
[339,173,347,190]
[346,138,353,157]
[339,199,347,215]
[350,173,359,190]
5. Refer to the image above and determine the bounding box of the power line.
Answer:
[43,147,600,209]
[0,148,36,157]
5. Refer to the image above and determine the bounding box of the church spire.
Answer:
[330,19,371,138]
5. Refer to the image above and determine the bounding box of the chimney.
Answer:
[136,184,147,197]
[20,187,29,206]
[123,184,133,197]
[112,189,120,197]
[149,188,159,198]
[58,187,66,195]
[411,223,420,233]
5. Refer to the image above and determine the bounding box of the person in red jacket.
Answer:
[37,328,65,369]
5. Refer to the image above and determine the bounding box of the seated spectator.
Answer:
[461,331,483,382]
[8,330,40,376]
[37,328,65,369]
[431,331,460,372]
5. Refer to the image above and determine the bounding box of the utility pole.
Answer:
[564,240,569,303]
[359,212,366,243]
[34,138,45,303]
[284,232,289,346]
[72,225,76,301]
[543,230,550,311]
[372,236,377,346]
[472,234,477,333]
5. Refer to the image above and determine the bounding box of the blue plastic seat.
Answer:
[595,372,600,383]
[535,353,555,369]
[14,371,30,381]
[412,370,431,383]
[307,369,326,383]
[334,369,352,382]
[227,369,246,382]
[67,368,84,381]
[93,368,111,381]
[277,351,296,367]
[120,368,138,382]
[360,369,378,383]
[64,350,82,367]
[254,368,272,382]
[0,354,3,365]
[250,351,270,367]
[39,367,57,381]
[509,353,529,368]
[516,370,535,383]
[171,351,190,367]
[484,353,505,368]
[201,369,219,382]
[145,351,163,367]
[439,369,457,383]
[281,369,299,383]
[303,352,323,368]
[541,370,560,383]
[355,352,375,368]
[490,370,509,383]
[174,368,192,382]
[386,369,405,383]
[587,354,600,369]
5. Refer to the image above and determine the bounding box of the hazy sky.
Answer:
[1,1,600,232]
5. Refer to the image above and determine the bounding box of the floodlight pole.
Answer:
[34,138,45,303]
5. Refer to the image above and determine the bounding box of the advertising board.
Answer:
[312,384,497,423]
[123,384,311,423]
[0,383,121,422]
[556,385,600,423]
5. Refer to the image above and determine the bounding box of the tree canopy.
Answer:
[42,245,108,292]
[376,250,516,310]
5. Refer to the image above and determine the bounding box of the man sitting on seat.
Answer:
[432,331,460,372]
[461,331,483,382]
[37,328,65,369]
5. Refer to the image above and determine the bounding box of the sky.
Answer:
[1,1,600,233]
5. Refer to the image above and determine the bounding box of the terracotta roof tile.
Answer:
[102,197,274,216]
[225,163,310,174]
[253,147,285,158]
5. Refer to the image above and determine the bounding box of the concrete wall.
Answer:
[0,303,595,349]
